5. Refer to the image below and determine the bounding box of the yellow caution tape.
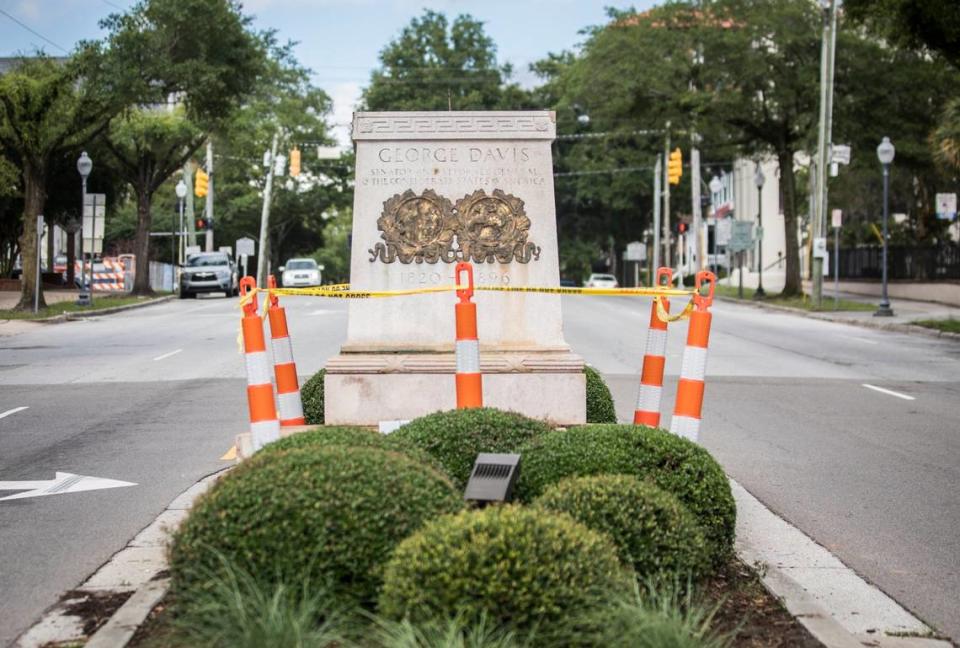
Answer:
[655,295,695,323]
[259,284,695,299]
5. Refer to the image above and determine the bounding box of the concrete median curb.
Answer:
[732,479,952,648]
[15,468,228,648]
[715,295,960,342]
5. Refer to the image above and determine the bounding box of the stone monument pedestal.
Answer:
[324,111,585,425]
[325,350,585,425]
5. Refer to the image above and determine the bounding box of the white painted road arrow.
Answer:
[0,472,137,502]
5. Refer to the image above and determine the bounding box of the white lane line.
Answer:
[862,383,915,401]
[0,406,29,420]
[153,349,183,361]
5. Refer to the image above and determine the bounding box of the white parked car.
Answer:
[281,258,322,287]
[585,273,619,288]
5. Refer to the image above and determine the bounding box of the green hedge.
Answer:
[387,408,552,489]
[257,426,448,476]
[300,368,325,424]
[379,505,633,632]
[534,475,710,580]
[585,366,617,423]
[169,445,463,610]
[515,424,735,564]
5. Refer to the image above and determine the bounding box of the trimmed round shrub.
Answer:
[257,426,448,476]
[534,474,710,580]
[516,425,735,564]
[585,366,617,423]
[170,445,464,609]
[387,408,552,489]
[300,368,325,424]
[379,505,633,632]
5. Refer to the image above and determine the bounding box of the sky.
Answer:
[0,0,653,145]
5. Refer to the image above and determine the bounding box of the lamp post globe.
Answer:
[709,175,723,196]
[77,151,92,180]
[874,137,895,317]
[175,179,187,199]
[753,163,766,299]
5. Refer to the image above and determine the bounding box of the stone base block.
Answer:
[324,351,585,425]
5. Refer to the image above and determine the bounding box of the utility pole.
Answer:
[257,133,279,287]
[812,0,838,306]
[662,123,671,270]
[652,154,662,272]
[184,160,196,247]
[691,138,703,274]
[205,141,214,252]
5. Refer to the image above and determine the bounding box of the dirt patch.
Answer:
[52,589,133,640]
[705,560,821,648]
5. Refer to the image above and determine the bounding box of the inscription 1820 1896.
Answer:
[368,188,541,264]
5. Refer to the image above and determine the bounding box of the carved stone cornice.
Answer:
[353,111,556,141]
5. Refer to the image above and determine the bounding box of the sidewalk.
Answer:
[718,286,960,339]
[0,289,79,310]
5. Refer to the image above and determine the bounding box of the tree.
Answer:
[844,0,960,68]
[0,54,115,309]
[363,10,529,111]
[212,40,343,280]
[97,0,265,294]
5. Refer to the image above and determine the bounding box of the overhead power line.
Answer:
[0,8,69,54]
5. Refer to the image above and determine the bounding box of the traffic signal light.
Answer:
[196,217,207,231]
[667,148,683,185]
[289,147,301,177]
[194,168,209,198]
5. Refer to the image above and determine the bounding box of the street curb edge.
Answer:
[715,295,960,341]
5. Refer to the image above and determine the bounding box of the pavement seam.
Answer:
[714,296,960,341]
[14,467,230,648]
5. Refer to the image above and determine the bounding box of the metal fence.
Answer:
[837,245,960,280]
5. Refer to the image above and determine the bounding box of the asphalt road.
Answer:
[0,292,958,643]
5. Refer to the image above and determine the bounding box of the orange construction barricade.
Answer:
[634,267,674,427]
[239,277,280,450]
[454,262,483,409]
[669,271,716,443]
[267,276,305,426]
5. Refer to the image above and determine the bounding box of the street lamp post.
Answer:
[175,180,187,267]
[709,175,723,279]
[76,152,92,306]
[754,164,766,299]
[875,137,895,316]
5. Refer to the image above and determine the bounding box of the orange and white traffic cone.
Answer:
[267,276,305,426]
[239,277,280,450]
[670,271,716,443]
[454,262,483,409]
[634,267,674,427]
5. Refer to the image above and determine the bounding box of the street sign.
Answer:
[831,144,851,166]
[728,221,753,252]
[935,193,957,221]
[236,237,256,257]
[813,237,828,258]
[715,218,732,245]
[624,241,646,262]
[82,193,106,255]
[832,209,843,228]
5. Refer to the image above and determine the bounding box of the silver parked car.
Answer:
[179,252,238,298]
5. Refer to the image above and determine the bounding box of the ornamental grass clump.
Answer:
[300,368,325,424]
[388,408,552,489]
[516,424,735,565]
[378,505,633,634]
[585,366,617,423]
[534,475,710,581]
[169,445,463,611]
